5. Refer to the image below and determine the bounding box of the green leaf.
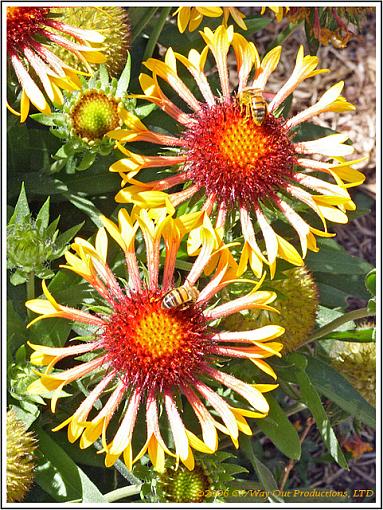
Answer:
[9,182,30,225]
[30,112,66,126]
[35,197,51,229]
[295,369,348,469]
[76,152,97,172]
[117,53,131,97]
[99,64,109,87]
[316,306,356,331]
[320,328,375,342]
[306,239,372,275]
[241,16,272,32]
[35,429,107,502]
[7,300,28,354]
[63,192,103,227]
[54,222,84,256]
[240,436,283,503]
[257,395,301,460]
[305,356,375,428]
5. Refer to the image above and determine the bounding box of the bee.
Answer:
[161,285,200,310]
[237,87,267,126]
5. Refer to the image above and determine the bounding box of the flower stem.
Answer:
[26,272,35,319]
[26,272,35,300]
[305,307,372,344]
[104,484,142,502]
[266,22,302,51]
[143,7,172,60]
[93,440,141,486]
[131,7,158,43]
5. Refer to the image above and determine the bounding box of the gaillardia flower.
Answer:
[7,6,105,121]
[108,26,364,277]
[26,209,283,471]
[174,6,246,33]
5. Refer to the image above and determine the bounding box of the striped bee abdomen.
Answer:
[161,285,199,310]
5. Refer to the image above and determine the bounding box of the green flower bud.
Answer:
[7,222,54,275]
[6,410,37,502]
[160,464,210,503]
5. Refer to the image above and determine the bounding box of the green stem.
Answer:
[304,307,371,344]
[266,22,302,51]
[131,7,158,43]
[143,7,172,60]
[26,271,35,300]
[104,484,142,503]
[94,440,141,486]
[26,272,35,319]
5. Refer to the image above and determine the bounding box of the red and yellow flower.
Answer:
[26,208,283,471]
[108,25,364,278]
[6,6,106,121]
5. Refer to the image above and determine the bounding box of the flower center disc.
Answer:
[102,290,211,388]
[70,91,120,141]
[183,100,296,206]
[7,7,49,48]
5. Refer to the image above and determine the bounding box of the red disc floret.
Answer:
[101,289,214,390]
[182,99,297,207]
[7,7,50,52]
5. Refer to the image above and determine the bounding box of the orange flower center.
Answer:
[102,290,212,389]
[133,310,189,358]
[183,100,296,206]
[218,118,271,175]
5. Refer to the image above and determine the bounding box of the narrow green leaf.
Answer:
[295,369,349,469]
[55,222,84,256]
[116,53,131,98]
[35,429,106,502]
[241,436,284,503]
[63,192,103,227]
[319,328,375,342]
[9,182,30,224]
[257,395,301,460]
[35,197,51,229]
[99,64,109,87]
[305,356,375,428]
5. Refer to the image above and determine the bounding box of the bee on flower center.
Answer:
[161,285,200,310]
[237,87,267,126]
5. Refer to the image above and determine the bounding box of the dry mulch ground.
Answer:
[253,11,376,502]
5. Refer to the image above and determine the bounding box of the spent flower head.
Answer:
[108,25,364,278]
[222,266,318,352]
[26,208,283,471]
[330,339,376,406]
[50,7,131,77]
[6,6,106,121]
[6,409,37,502]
